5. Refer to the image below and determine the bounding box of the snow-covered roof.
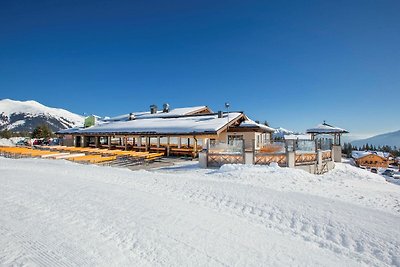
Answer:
[306,122,348,134]
[284,134,311,140]
[351,151,390,159]
[104,106,211,122]
[237,119,275,132]
[59,112,244,135]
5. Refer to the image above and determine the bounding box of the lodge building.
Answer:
[57,105,275,157]
[57,105,348,174]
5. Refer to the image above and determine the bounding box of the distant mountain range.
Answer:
[272,127,294,138]
[351,130,400,148]
[0,99,84,132]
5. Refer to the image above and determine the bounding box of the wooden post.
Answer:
[108,136,112,149]
[166,136,170,156]
[124,136,127,150]
[178,137,182,149]
[145,137,149,151]
[193,137,198,158]
[157,136,160,148]
[95,136,100,148]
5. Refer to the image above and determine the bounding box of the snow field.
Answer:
[0,157,399,266]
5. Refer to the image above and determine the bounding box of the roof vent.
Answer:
[150,104,158,114]
[128,113,135,120]
[218,111,223,118]
[163,103,170,113]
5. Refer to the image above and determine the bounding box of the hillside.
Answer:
[351,130,400,148]
[0,99,84,132]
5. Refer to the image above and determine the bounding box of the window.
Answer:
[210,139,216,146]
[228,135,243,145]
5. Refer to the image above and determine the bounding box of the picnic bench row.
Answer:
[0,146,164,164]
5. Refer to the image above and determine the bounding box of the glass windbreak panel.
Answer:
[285,140,295,152]
[296,140,316,152]
[209,140,243,154]
[259,141,286,153]
[319,138,333,150]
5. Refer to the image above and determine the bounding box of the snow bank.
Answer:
[0,157,399,266]
[0,137,24,146]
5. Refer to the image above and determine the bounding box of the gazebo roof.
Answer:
[306,122,349,134]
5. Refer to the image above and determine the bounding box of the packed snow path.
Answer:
[0,157,399,266]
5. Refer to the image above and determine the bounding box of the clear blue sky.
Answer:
[0,0,399,137]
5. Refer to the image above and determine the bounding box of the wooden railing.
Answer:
[295,152,317,165]
[254,152,287,166]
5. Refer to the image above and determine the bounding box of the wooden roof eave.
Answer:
[215,113,246,135]
[186,106,213,115]
[228,127,272,133]
[60,131,219,137]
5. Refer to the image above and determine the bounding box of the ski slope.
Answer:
[0,157,399,266]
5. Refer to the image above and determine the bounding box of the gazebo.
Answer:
[306,121,349,162]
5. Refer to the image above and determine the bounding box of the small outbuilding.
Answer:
[352,151,389,168]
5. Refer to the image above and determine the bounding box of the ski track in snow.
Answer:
[0,157,399,266]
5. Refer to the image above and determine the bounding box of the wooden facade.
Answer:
[355,154,388,168]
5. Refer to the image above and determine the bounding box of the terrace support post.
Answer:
[145,137,149,152]
[178,137,182,149]
[108,136,112,149]
[193,137,198,158]
[286,151,295,168]
[317,149,322,165]
[166,137,170,156]
[73,136,77,147]
[124,136,128,150]
[199,150,207,168]
[199,138,210,168]
[245,139,255,165]
[157,136,160,148]
[81,136,85,147]
[332,145,342,163]
[137,137,141,147]
[95,136,100,148]
[245,152,254,165]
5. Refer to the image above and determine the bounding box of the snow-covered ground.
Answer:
[0,137,24,146]
[0,157,399,266]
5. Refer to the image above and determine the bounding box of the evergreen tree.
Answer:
[31,124,54,139]
[0,130,12,139]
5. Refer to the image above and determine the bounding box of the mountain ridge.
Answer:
[0,99,84,132]
[351,130,400,148]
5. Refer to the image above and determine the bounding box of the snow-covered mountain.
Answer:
[0,99,84,132]
[273,127,294,139]
[351,130,400,148]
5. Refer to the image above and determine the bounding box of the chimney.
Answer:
[163,103,170,113]
[218,111,223,118]
[150,104,158,114]
[128,113,135,120]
